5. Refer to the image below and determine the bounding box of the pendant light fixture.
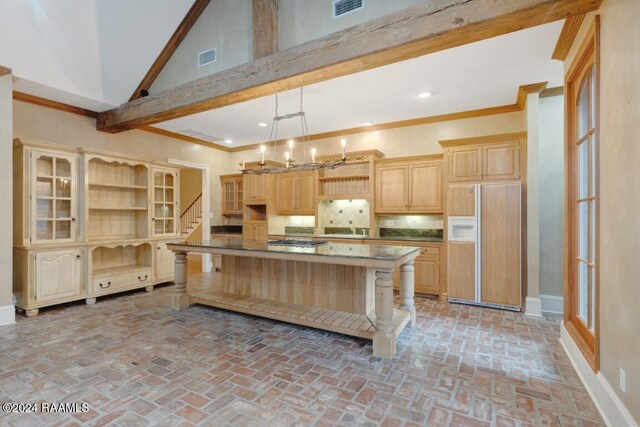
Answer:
[241,88,348,174]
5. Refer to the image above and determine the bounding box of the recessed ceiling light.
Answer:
[362,122,373,126]
[417,91,433,98]
[258,122,268,127]
[224,139,233,144]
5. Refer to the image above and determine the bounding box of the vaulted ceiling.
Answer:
[2,1,564,149]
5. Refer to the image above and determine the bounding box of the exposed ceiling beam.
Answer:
[0,65,11,77]
[516,82,548,109]
[552,14,587,60]
[253,0,278,59]
[129,0,211,101]
[97,0,602,134]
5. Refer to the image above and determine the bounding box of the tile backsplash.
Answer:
[268,215,315,235]
[318,199,370,231]
[378,215,444,230]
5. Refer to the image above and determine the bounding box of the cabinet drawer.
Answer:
[91,269,153,294]
[419,246,440,256]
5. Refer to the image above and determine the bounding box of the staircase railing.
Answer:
[180,193,203,236]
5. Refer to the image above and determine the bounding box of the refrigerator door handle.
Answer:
[476,184,481,303]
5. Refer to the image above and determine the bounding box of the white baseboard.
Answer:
[0,304,15,326]
[540,294,563,315]
[560,322,638,427]
[525,296,542,317]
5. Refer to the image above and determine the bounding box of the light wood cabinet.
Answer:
[447,242,475,301]
[375,157,443,213]
[448,185,476,216]
[220,174,243,215]
[155,241,177,282]
[243,173,267,204]
[277,172,315,215]
[243,222,267,242]
[13,247,85,317]
[152,167,179,237]
[35,249,83,303]
[383,241,443,296]
[445,138,522,183]
[447,147,482,182]
[482,143,520,181]
[13,145,80,246]
[13,139,181,316]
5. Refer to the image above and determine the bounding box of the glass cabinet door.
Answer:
[153,170,177,236]
[31,151,77,243]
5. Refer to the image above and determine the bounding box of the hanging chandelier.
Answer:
[241,88,348,174]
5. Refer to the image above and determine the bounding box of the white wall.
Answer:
[278,0,425,50]
[565,1,640,423]
[0,73,15,325]
[538,94,564,299]
[231,111,526,164]
[151,0,252,94]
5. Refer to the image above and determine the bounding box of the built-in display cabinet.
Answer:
[220,174,243,215]
[13,139,181,316]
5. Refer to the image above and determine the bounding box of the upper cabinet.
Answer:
[243,173,268,204]
[30,150,79,244]
[220,174,243,215]
[442,133,525,183]
[13,142,80,246]
[277,171,315,215]
[151,167,179,237]
[375,157,443,214]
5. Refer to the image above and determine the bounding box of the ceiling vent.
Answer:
[198,48,217,67]
[333,0,364,18]
[177,129,222,143]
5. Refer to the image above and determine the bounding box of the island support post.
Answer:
[171,251,190,310]
[400,259,416,326]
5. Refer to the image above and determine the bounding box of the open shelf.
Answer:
[91,244,152,277]
[89,182,148,190]
[244,204,267,221]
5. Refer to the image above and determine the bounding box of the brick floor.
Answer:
[0,272,603,426]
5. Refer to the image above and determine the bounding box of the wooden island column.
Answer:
[400,260,416,326]
[171,251,190,309]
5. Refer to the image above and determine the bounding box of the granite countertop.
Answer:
[271,233,443,243]
[169,238,420,261]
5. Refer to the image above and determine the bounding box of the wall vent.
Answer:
[333,0,364,18]
[198,48,217,67]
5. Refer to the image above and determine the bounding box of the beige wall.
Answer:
[538,95,564,298]
[12,101,236,225]
[0,73,13,315]
[566,1,640,422]
[278,0,424,50]
[231,111,525,164]
[179,168,203,213]
[150,0,252,94]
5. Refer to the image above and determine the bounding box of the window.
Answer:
[564,18,599,371]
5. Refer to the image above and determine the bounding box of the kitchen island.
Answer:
[167,239,420,358]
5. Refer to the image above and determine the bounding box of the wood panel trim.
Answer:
[552,14,587,61]
[540,86,564,98]
[139,125,233,152]
[439,131,527,148]
[97,0,603,132]
[252,0,278,59]
[0,65,11,77]
[13,91,99,118]
[129,0,211,101]
[375,154,444,164]
[516,82,549,109]
[229,104,521,153]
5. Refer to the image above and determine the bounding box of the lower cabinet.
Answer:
[392,245,441,296]
[13,247,85,316]
[155,241,177,282]
[447,242,475,300]
[243,222,267,242]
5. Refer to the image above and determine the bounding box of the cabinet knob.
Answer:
[71,218,76,223]
[76,255,81,260]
